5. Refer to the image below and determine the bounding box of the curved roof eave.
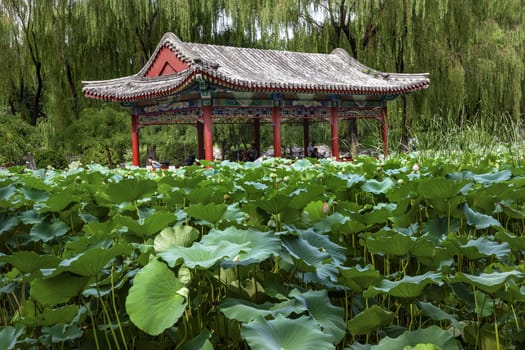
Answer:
[82,32,430,102]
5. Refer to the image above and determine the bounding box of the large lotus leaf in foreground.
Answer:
[158,240,248,269]
[371,325,461,350]
[241,315,336,350]
[347,304,394,336]
[201,226,281,267]
[126,259,187,335]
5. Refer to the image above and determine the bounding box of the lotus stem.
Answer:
[97,285,121,350]
[111,266,128,350]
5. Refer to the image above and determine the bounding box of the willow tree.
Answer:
[1,0,48,126]
[1,0,523,160]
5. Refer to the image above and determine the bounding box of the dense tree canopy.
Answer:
[0,0,524,166]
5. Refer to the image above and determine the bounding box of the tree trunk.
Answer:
[105,145,114,168]
[65,61,79,120]
[399,96,409,152]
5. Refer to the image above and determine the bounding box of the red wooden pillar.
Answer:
[272,106,281,157]
[202,105,213,161]
[197,120,205,160]
[330,106,339,160]
[131,115,140,166]
[381,106,389,157]
[254,117,261,157]
[303,118,310,157]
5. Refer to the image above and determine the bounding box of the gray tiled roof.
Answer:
[82,32,429,102]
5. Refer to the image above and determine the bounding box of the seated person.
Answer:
[246,143,257,161]
[147,156,161,169]
[184,155,196,166]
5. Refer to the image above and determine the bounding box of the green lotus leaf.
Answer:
[219,298,298,322]
[106,177,157,203]
[495,230,525,250]
[257,193,291,215]
[220,299,273,321]
[365,272,442,298]
[0,251,60,274]
[126,259,187,336]
[291,158,313,170]
[29,219,68,242]
[20,210,43,224]
[339,265,382,293]
[416,301,461,328]
[241,315,335,350]
[0,184,16,201]
[409,239,450,265]
[288,185,325,210]
[289,289,345,343]
[347,304,394,336]
[185,202,227,225]
[179,329,214,350]
[335,172,365,188]
[449,271,524,294]
[422,217,460,241]
[362,203,396,226]
[22,187,49,202]
[313,212,350,233]
[419,178,465,199]
[458,236,510,260]
[201,227,280,267]
[470,186,508,213]
[0,326,23,350]
[0,213,18,235]
[187,186,215,203]
[41,190,79,213]
[221,203,248,224]
[0,283,15,294]
[403,344,441,350]
[387,180,418,202]
[282,235,338,283]
[114,211,178,238]
[20,301,79,326]
[473,290,494,317]
[463,204,501,229]
[30,273,90,306]
[298,228,346,264]
[41,324,83,343]
[499,202,525,219]
[158,241,248,269]
[56,244,133,277]
[302,200,325,224]
[22,172,50,190]
[495,284,525,303]
[243,181,268,191]
[371,325,461,350]
[365,229,414,256]
[154,225,199,251]
[472,169,512,185]
[362,178,395,194]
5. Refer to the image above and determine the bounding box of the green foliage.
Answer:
[64,107,130,167]
[34,149,68,169]
[1,0,525,160]
[1,151,525,348]
[125,259,188,336]
[0,113,42,165]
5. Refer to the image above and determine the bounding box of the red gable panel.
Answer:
[145,46,189,77]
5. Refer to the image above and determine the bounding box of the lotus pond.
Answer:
[1,152,525,349]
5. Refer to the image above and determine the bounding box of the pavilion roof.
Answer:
[82,32,429,102]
